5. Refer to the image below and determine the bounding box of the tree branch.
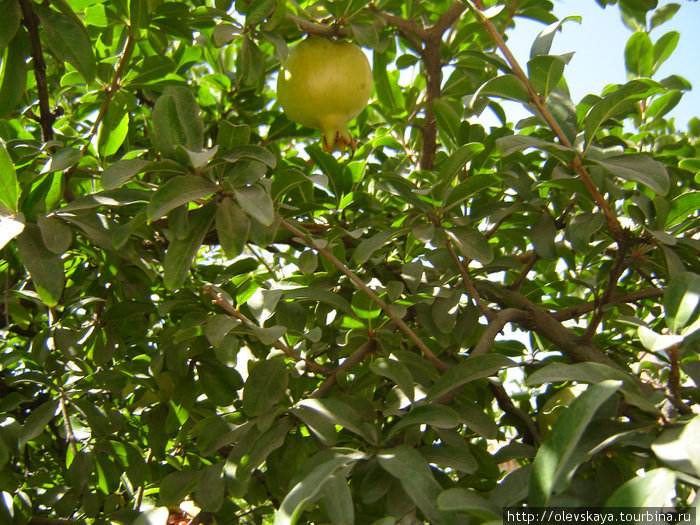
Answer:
[552,288,665,321]
[471,308,530,356]
[466,1,626,243]
[19,0,55,142]
[489,380,541,446]
[204,285,331,376]
[445,238,495,321]
[311,336,381,398]
[280,220,449,371]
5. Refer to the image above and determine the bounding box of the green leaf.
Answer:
[246,0,276,26]
[297,398,374,443]
[45,147,82,173]
[152,86,204,159]
[386,404,460,439]
[16,224,65,306]
[567,212,605,252]
[530,16,581,58]
[220,145,276,168]
[604,468,676,507]
[37,215,71,254]
[0,28,28,119]
[197,360,243,406]
[529,380,623,507]
[159,468,197,507]
[101,158,149,190]
[528,55,566,97]
[431,98,462,149]
[0,0,21,51]
[475,74,530,104]
[205,314,239,348]
[437,488,500,519]
[426,354,515,401]
[531,211,557,260]
[241,36,263,86]
[663,271,700,335]
[147,175,218,222]
[0,140,19,212]
[666,191,700,226]
[215,197,249,257]
[283,288,355,318]
[650,3,680,30]
[651,415,700,477]
[20,399,59,446]
[584,79,664,148]
[323,473,354,525]
[354,228,408,264]
[377,445,444,525]
[243,357,288,417]
[97,98,129,157]
[370,358,414,402]
[34,4,95,82]
[437,143,485,186]
[196,463,225,512]
[274,451,363,525]
[446,227,494,265]
[525,361,658,415]
[645,89,682,119]
[652,31,679,74]
[587,153,669,195]
[496,134,574,163]
[442,173,496,212]
[163,203,215,290]
[234,184,275,227]
[625,31,653,78]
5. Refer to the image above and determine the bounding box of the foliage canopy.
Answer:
[1,0,700,523]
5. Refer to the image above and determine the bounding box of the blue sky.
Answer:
[501,0,700,129]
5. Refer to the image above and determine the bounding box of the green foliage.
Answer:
[1,0,699,523]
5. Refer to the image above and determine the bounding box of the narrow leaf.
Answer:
[323,474,355,525]
[370,358,414,402]
[354,228,407,264]
[588,153,670,195]
[101,159,148,190]
[163,203,215,290]
[625,31,653,78]
[663,271,700,334]
[530,380,623,507]
[0,28,28,118]
[147,175,218,221]
[243,357,288,417]
[274,452,362,525]
[446,227,494,264]
[20,400,59,446]
[426,354,515,401]
[0,140,19,212]
[604,468,677,507]
[215,197,250,257]
[386,404,460,439]
[34,4,95,81]
[377,445,444,525]
[233,184,275,227]
[152,86,204,159]
[15,224,65,306]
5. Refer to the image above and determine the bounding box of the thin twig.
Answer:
[204,285,330,376]
[445,238,495,321]
[281,220,449,371]
[552,289,664,321]
[81,33,135,154]
[56,376,79,457]
[311,336,381,398]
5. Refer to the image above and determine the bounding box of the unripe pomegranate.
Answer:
[277,36,372,153]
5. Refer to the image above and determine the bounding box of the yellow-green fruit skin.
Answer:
[277,36,372,152]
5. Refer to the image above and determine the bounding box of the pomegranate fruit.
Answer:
[277,36,372,153]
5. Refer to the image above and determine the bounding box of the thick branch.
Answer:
[19,0,54,141]
[285,13,350,38]
[471,308,530,356]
